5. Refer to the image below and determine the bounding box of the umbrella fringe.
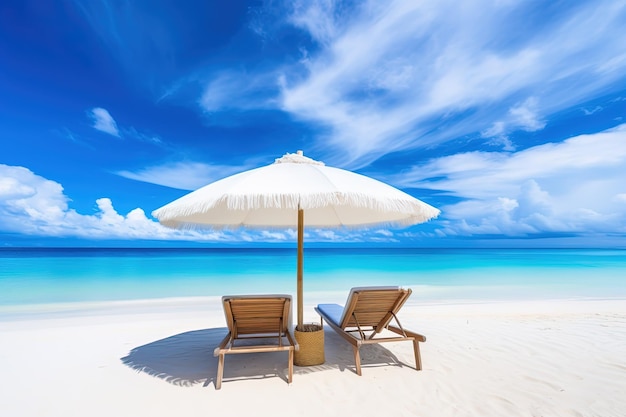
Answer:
[156,193,439,218]
[159,218,436,231]
[157,207,439,231]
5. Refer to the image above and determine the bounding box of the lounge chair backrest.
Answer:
[222,295,292,337]
[216,294,296,389]
[339,287,411,331]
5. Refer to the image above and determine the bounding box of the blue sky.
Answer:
[1,0,625,248]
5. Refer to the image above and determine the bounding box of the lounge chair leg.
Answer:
[288,349,294,384]
[216,353,225,390]
[413,340,422,371]
[353,346,362,376]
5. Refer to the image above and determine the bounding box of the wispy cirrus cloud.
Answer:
[116,161,251,191]
[89,107,120,137]
[274,0,626,167]
[199,72,280,113]
[581,106,603,116]
[86,107,165,146]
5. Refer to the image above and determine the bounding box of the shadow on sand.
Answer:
[121,327,410,389]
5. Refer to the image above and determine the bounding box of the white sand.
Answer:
[1,296,625,417]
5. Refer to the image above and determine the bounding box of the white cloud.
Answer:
[374,229,393,237]
[287,0,340,46]
[199,74,244,112]
[581,106,603,116]
[394,124,626,236]
[510,99,546,132]
[116,161,253,191]
[124,127,163,144]
[482,121,516,151]
[198,71,277,114]
[0,164,229,241]
[87,108,166,146]
[481,97,546,151]
[259,230,290,241]
[89,107,120,137]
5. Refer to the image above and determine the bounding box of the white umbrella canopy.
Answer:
[152,151,440,328]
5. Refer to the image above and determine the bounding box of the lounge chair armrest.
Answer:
[387,325,426,342]
[213,332,233,356]
[285,330,300,351]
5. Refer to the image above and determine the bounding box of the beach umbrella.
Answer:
[152,151,440,329]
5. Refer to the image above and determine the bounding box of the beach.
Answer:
[1,295,625,417]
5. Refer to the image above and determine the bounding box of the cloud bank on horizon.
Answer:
[1,0,625,247]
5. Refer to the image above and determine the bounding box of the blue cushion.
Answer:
[316,303,344,327]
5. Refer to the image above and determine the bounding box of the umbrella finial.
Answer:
[274,151,325,166]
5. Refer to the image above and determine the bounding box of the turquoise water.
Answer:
[1,248,625,305]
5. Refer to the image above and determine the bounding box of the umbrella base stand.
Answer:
[294,323,325,366]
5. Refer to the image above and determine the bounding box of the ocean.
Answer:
[1,248,625,307]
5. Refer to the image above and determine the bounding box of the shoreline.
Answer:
[2,293,625,320]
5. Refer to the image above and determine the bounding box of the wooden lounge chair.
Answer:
[214,294,298,389]
[315,286,426,375]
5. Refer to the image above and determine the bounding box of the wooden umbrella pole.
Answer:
[297,208,304,329]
